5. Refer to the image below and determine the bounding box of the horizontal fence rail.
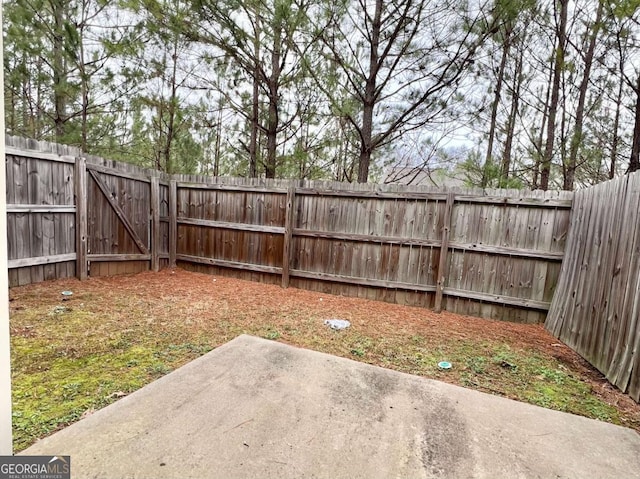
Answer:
[5,135,572,325]
[5,135,171,284]
[170,179,572,323]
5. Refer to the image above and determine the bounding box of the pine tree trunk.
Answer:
[21,53,30,136]
[52,0,67,142]
[565,0,603,190]
[79,26,88,153]
[485,29,511,186]
[358,103,374,184]
[533,62,554,189]
[610,73,624,179]
[7,84,16,134]
[501,44,524,184]
[214,106,222,177]
[629,75,640,173]
[249,16,260,178]
[163,37,180,174]
[358,0,382,184]
[540,0,567,190]
[265,19,281,179]
[155,101,164,171]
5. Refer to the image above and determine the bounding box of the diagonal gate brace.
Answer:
[88,169,150,255]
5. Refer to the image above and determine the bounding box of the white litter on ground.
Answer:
[324,319,351,330]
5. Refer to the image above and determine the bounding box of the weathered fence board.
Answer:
[6,135,571,324]
[5,137,77,285]
[5,136,171,282]
[546,172,640,402]
[435,193,454,312]
[167,175,572,322]
[159,182,170,270]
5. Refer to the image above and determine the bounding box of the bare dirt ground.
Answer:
[9,268,640,449]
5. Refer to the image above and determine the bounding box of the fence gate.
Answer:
[82,162,157,278]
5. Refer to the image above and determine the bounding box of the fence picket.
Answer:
[6,136,570,326]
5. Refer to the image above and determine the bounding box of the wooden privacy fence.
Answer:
[5,136,573,323]
[5,136,171,285]
[6,142,77,284]
[172,175,572,323]
[546,172,640,402]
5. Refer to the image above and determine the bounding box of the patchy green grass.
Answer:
[9,269,639,451]
[11,319,214,450]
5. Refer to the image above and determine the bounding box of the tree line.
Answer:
[4,0,640,189]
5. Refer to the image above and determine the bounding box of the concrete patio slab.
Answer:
[23,335,640,479]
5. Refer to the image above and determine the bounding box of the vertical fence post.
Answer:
[150,176,160,272]
[75,157,88,280]
[434,192,455,312]
[169,180,177,267]
[281,186,295,288]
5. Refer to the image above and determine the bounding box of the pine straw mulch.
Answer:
[9,268,640,436]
